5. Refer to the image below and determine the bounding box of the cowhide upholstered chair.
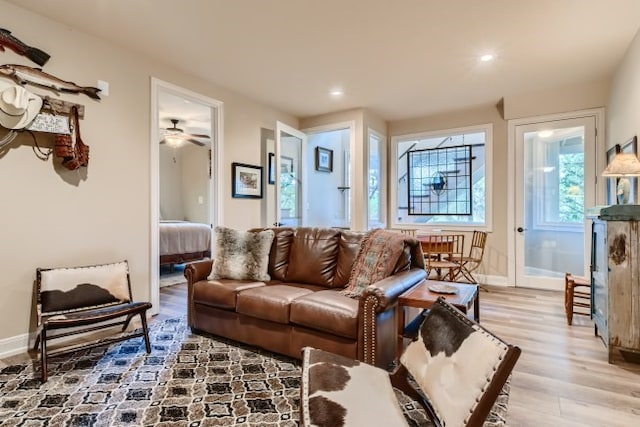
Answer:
[301,298,521,427]
[34,260,152,382]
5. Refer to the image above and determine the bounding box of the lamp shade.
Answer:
[602,153,640,177]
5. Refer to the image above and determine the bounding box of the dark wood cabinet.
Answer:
[590,206,640,364]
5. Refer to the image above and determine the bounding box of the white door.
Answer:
[275,122,306,227]
[514,115,597,290]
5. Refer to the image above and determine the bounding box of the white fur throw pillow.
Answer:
[211,227,275,281]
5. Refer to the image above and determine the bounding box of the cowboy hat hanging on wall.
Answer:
[0,79,42,129]
[0,80,42,149]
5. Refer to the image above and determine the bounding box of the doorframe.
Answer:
[149,77,224,315]
[506,108,605,288]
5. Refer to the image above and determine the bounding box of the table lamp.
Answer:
[602,152,640,204]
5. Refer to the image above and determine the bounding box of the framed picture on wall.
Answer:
[232,162,263,198]
[315,146,333,172]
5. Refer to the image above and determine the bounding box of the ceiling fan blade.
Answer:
[182,132,210,139]
[187,138,206,146]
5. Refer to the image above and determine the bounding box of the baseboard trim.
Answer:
[0,332,32,359]
[477,274,511,287]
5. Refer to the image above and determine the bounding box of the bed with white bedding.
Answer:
[159,221,211,266]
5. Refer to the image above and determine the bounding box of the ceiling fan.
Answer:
[160,119,210,147]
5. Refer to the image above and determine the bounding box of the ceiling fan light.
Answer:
[165,135,183,148]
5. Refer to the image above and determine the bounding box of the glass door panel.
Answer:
[275,122,306,227]
[515,116,596,289]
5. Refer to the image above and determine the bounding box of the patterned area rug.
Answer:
[0,318,508,426]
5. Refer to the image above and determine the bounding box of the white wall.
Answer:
[159,146,184,220]
[181,144,210,224]
[608,29,640,150]
[0,1,297,350]
[306,129,350,227]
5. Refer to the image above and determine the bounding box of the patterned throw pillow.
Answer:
[400,299,509,427]
[211,226,275,281]
[38,261,131,314]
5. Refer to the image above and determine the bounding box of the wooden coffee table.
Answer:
[396,280,479,358]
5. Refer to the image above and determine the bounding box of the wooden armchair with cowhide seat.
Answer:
[34,260,152,382]
[301,298,521,427]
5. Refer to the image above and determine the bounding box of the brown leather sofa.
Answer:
[185,227,426,369]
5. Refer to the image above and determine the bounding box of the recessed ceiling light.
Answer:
[480,53,494,62]
[538,130,554,138]
[329,89,344,97]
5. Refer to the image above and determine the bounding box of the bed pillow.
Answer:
[211,226,275,281]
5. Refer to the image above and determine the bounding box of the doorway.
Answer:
[150,78,223,315]
[509,110,601,290]
[267,121,355,229]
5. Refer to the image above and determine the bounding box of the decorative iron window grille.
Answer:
[407,145,472,215]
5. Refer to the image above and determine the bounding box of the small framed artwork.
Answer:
[268,153,275,185]
[281,155,294,174]
[315,146,333,172]
[232,162,263,198]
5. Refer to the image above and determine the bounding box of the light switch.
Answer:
[97,80,109,96]
[198,196,204,204]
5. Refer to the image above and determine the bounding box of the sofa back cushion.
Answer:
[286,228,341,288]
[333,230,365,287]
[267,227,295,281]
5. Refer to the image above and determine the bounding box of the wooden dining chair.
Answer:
[423,234,464,281]
[389,228,417,237]
[454,230,488,283]
[565,272,591,325]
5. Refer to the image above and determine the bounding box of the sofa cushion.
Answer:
[333,231,365,287]
[287,228,341,288]
[268,227,295,281]
[290,290,359,340]
[211,227,275,281]
[236,284,314,324]
[192,279,266,310]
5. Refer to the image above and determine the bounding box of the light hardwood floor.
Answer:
[4,283,640,426]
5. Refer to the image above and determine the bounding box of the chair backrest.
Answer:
[400,298,521,427]
[468,230,487,261]
[422,234,465,263]
[36,260,132,315]
[389,228,417,237]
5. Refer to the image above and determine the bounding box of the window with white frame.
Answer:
[392,124,492,228]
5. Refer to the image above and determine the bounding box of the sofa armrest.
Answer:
[363,268,427,312]
[185,259,213,328]
[184,259,213,285]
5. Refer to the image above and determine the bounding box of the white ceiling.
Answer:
[9,0,640,121]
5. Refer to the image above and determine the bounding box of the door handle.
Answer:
[517,227,527,233]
